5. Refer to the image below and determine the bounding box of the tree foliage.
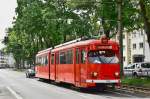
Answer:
[3,0,150,68]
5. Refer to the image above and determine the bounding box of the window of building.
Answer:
[123,45,125,51]
[123,57,125,62]
[123,34,125,39]
[141,30,144,36]
[139,43,143,48]
[59,52,66,64]
[133,44,136,50]
[132,32,136,38]
[51,54,54,64]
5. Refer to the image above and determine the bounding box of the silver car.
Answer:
[123,62,150,77]
[25,67,35,78]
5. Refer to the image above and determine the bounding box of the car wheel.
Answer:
[26,73,29,78]
[133,73,138,78]
[28,74,31,78]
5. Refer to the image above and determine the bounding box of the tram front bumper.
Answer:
[86,79,120,83]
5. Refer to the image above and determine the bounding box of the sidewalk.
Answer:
[0,87,16,99]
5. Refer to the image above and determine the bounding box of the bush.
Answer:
[122,77,150,88]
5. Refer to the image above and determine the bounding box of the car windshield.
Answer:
[141,63,150,68]
[88,50,119,64]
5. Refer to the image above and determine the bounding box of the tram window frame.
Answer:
[56,53,59,64]
[76,49,79,64]
[41,57,45,66]
[66,50,73,64]
[39,57,42,66]
[59,52,66,64]
[38,55,48,66]
[81,49,86,64]
[51,54,54,64]
[36,56,41,66]
[45,55,48,65]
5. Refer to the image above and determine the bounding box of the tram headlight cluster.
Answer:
[115,72,119,77]
[91,72,98,77]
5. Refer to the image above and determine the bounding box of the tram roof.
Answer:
[52,39,118,52]
[36,48,52,56]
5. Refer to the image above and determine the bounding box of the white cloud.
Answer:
[0,0,17,49]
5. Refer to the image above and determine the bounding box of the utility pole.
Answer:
[118,0,123,77]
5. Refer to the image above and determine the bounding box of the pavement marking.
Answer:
[6,86,23,99]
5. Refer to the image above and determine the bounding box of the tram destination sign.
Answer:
[97,45,112,50]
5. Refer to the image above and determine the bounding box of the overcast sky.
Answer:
[0,0,17,49]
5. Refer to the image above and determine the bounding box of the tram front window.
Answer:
[88,50,119,64]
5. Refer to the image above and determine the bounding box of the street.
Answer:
[0,69,149,99]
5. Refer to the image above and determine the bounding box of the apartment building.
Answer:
[0,50,8,68]
[0,51,15,68]
[123,29,150,66]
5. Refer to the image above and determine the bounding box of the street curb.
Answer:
[6,86,23,99]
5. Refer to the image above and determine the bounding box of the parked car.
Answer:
[25,67,35,78]
[123,62,150,77]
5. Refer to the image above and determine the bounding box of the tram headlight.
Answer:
[92,72,98,77]
[115,72,119,77]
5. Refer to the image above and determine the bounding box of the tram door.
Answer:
[55,53,59,81]
[75,48,80,86]
[50,53,55,80]
[75,48,86,87]
[80,48,87,83]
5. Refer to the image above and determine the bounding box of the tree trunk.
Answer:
[139,0,150,48]
[101,18,110,38]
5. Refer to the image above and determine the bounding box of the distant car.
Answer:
[25,67,35,78]
[123,62,150,77]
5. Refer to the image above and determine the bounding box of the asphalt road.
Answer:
[0,69,149,99]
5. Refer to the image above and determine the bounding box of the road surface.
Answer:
[0,69,149,99]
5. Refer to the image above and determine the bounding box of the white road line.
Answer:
[6,86,23,99]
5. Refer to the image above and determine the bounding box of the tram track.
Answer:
[38,79,149,98]
[119,84,150,95]
[102,88,150,98]
[100,85,150,98]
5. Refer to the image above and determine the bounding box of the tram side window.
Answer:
[81,50,86,64]
[66,50,73,64]
[51,54,54,64]
[41,57,44,66]
[38,57,42,66]
[45,56,48,65]
[36,57,41,66]
[56,53,59,64]
[41,55,48,66]
[59,52,66,64]
[76,49,79,64]
[36,57,38,65]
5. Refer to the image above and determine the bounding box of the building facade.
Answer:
[0,51,8,68]
[123,29,150,66]
[0,51,15,68]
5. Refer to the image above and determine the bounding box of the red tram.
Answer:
[35,37,120,89]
